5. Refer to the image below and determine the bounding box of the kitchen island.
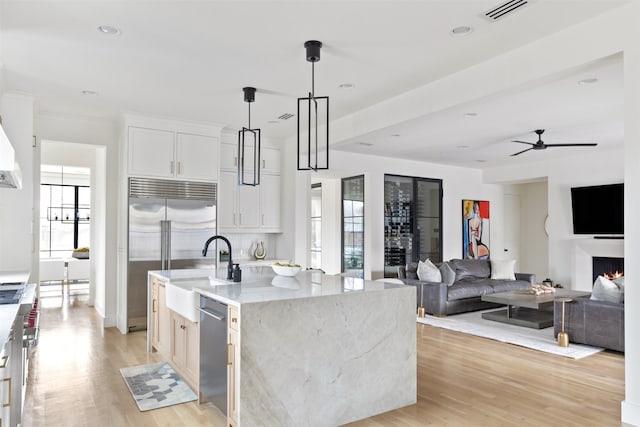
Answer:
[148,267,416,426]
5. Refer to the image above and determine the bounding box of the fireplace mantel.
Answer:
[572,238,624,291]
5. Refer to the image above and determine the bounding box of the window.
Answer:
[342,175,364,278]
[310,183,322,269]
[40,166,91,258]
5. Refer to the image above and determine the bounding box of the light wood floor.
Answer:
[23,296,624,426]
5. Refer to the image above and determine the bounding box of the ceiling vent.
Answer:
[278,113,294,120]
[483,0,530,21]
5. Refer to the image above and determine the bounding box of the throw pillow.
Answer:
[591,276,624,304]
[490,259,516,280]
[439,262,456,286]
[449,259,491,281]
[417,259,442,282]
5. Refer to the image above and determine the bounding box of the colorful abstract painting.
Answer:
[462,200,490,259]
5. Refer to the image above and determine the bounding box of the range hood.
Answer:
[0,122,22,189]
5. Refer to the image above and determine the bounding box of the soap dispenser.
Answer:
[233,264,242,282]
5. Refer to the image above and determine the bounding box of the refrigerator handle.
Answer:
[166,220,172,270]
[160,220,169,270]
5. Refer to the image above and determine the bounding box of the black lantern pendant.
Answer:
[297,40,329,171]
[238,86,261,186]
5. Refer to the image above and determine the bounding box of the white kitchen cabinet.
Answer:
[128,126,218,181]
[218,170,238,229]
[261,147,280,174]
[260,174,281,229]
[128,127,175,178]
[219,170,260,229]
[238,184,260,228]
[220,142,238,170]
[176,132,218,181]
[218,143,281,232]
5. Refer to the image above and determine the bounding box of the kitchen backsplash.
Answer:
[221,233,280,261]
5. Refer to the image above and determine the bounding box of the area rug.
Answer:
[416,310,604,359]
[120,362,197,411]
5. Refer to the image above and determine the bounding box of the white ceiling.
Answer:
[0,0,628,168]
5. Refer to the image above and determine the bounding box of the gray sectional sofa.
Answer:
[553,296,624,352]
[398,259,535,317]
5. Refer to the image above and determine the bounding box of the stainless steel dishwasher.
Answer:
[199,295,228,415]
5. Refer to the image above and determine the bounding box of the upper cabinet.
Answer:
[125,117,221,182]
[175,132,218,181]
[218,141,281,233]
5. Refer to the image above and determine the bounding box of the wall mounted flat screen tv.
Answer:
[571,183,624,235]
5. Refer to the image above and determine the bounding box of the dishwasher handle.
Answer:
[198,307,226,321]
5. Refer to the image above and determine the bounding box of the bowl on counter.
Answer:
[272,264,301,276]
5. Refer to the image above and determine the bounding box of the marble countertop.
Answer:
[0,271,30,284]
[150,267,407,307]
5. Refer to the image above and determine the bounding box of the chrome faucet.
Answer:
[202,235,233,280]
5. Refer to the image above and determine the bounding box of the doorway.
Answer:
[38,141,107,308]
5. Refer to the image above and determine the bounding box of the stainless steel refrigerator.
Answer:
[127,178,216,332]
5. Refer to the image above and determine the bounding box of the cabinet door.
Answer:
[238,184,260,228]
[228,327,239,425]
[158,283,171,357]
[151,281,159,349]
[176,133,218,181]
[260,174,281,229]
[171,312,187,369]
[128,127,175,177]
[218,170,238,229]
[261,147,280,174]
[220,142,238,171]
[184,318,199,387]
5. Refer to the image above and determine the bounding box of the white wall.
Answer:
[0,94,35,275]
[518,181,549,282]
[484,148,623,289]
[35,113,119,326]
[290,150,506,280]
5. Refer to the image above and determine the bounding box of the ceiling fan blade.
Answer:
[511,147,534,156]
[512,140,536,146]
[544,143,598,147]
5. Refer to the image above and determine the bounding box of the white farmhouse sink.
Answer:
[165,281,202,323]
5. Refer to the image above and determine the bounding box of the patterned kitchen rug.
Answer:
[120,362,197,411]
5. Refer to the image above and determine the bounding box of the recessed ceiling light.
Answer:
[451,26,472,36]
[357,142,374,147]
[464,112,478,117]
[457,145,470,149]
[97,25,120,35]
[82,90,97,95]
[578,78,598,85]
[391,134,401,137]
[339,83,355,89]
[475,159,487,163]
[267,120,280,124]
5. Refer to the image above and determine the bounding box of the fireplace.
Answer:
[592,256,624,283]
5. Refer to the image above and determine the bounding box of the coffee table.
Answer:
[481,289,591,329]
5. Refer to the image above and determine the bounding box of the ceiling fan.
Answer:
[510,129,598,156]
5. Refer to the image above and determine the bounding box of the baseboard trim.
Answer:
[622,399,640,426]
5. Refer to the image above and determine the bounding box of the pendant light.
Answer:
[297,40,329,171]
[238,86,260,186]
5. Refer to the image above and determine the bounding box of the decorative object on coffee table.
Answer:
[556,297,573,347]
